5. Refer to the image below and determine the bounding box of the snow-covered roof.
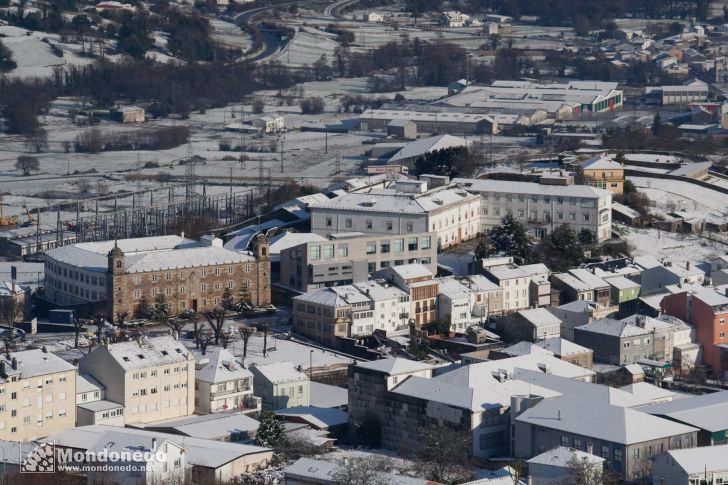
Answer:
[527,446,604,467]
[77,399,124,412]
[0,281,29,296]
[606,274,640,290]
[275,406,348,429]
[309,381,348,409]
[575,318,651,338]
[47,235,255,273]
[659,444,728,474]
[536,337,592,357]
[518,308,562,328]
[284,457,433,485]
[388,134,467,163]
[0,349,75,383]
[643,391,728,433]
[486,263,549,281]
[389,263,433,281]
[516,394,697,445]
[142,412,260,439]
[76,374,105,394]
[580,156,623,170]
[250,361,308,384]
[453,177,610,199]
[355,357,433,376]
[51,425,271,469]
[195,348,252,384]
[96,335,189,371]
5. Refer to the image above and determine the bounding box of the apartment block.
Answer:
[279,231,437,293]
[310,181,481,250]
[453,178,612,242]
[0,349,76,441]
[475,257,551,313]
[194,348,259,415]
[78,335,195,424]
[250,362,310,411]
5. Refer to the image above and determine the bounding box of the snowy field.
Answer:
[621,226,726,263]
[628,176,728,212]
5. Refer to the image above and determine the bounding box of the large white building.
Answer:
[453,178,613,242]
[310,181,482,250]
[78,335,195,424]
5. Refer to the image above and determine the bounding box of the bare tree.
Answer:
[415,426,473,484]
[96,181,110,195]
[331,456,398,485]
[220,326,233,349]
[25,128,48,153]
[238,324,255,358]
[197,328,213,355]
[0,298,22,325]
[76,178,92,193]
[115,311,128,329]
[92,313,105,343]
[167,317,185,338]
[204,305,227,346]
[181,309,201,348]
[564,454,605,485]
[15,155,40,176]
[72,317,85,349]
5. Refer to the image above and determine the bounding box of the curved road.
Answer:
[234,0,324,63]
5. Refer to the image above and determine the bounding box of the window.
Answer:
[614,449,623,462]
[381,241,390,254]
[366,242,376,255]
[310,246,321,260]
[345,218,352,228]
[421,236,431,249]
[386,221,393,231]
[366,220,373,229]
[393,239,404,252]
[408,237,418,251]
[323,244,335,258]
[584,213,590,222]
[338,244,348,257]
[406,222,413,232]
[325,217,332,227]
[601,445,609,459]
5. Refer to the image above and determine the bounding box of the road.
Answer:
[234,0,325,63]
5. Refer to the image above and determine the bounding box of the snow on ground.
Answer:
[621,226,725,263]
[0,25,96,78]
[629,176,728,212]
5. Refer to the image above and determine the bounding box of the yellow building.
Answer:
[0,349,77,441]
[78,335,195,424]
[580,156,625,194]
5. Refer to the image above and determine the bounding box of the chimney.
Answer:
[152,438,157,451]
[172,330,179,341]
[686,261,691,270]
[11,357,17,370]
[42,346,47,353]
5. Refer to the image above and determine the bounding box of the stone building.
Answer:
[107,235,270,319]
[45,234,271,319]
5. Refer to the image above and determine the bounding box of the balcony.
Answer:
[399,313,409,319]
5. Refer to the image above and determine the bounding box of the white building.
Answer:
[365,12,384,22]
[78,335,195,424]
[441,11,470,27]
[251,115,285,134]
[436,277,478,332]
[651,444,728,485]
[480,258,551,313]
[250,362,310,411]
[454,178,613,242]
[310,181,481,250]
[194,348,259,415]
[76,374,125,427]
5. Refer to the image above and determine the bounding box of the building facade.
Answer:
[194,348,259,415]
[0,349,76,441]
[453,178,612,242]
[78,335,195,424]
[279,231,437,293]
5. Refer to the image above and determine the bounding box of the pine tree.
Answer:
[256,412,286,448]
[236,283,252,312]
[221,287,234,310]
[488,214,531,264]
[151,293,171,322]
[138,294,152,319]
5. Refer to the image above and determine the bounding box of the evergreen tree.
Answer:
[487,214,531,264]
[236,283,252,311]
[221,287,234,310]
[535,225,585,272]
[474,238,489,259]
[151,293,171,322]
[256,412,286,448]
[138,294,151,319]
